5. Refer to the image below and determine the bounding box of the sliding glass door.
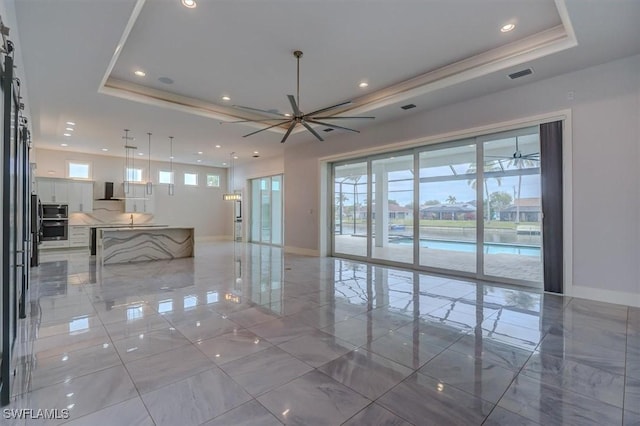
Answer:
[418,143,477,273]
[482,131,542,282]
[371,154,414,264]
[331,126,543,287]
[250,175,283,246]
[334,162,368,257]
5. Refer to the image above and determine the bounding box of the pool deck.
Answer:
[334,234,542,283]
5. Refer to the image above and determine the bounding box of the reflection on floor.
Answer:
[7,242,639,425]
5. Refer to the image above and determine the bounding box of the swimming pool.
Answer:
[390,238,540,256]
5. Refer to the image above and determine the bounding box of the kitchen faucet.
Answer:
[130,214,134,227]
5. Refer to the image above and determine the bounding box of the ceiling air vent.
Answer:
[508,68,533,80]
[323,128,334,132]
[401,104,416,110]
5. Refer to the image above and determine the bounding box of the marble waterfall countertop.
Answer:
[96,226,194,265]
[89,224,169,255]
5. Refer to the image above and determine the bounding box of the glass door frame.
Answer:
[330,127,542,289]
[476,127,543,284]
[249,174,284,247]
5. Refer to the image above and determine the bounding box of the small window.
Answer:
[158,170,174,184]
[125,168,143,182]
[184,172,198,186]
[67,161,92,179]
[206,174,220,187]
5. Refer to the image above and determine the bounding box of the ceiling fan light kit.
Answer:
[229,50,375,144]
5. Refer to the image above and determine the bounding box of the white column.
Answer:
[374,164,388,248]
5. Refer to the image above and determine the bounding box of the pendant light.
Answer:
[168,136,175,196]
[122,129,136,194]
[223,152,241,200]
[146,132,153,195]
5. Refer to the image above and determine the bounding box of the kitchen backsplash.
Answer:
[69,200,154,226]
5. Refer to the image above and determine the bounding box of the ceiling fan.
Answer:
[485,136,540,163]
[224,50,375,144]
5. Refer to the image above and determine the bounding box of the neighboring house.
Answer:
[499,197,541,222]
[357,203,412,220]
[420,203,476,220]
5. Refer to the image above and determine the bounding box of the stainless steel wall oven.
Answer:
[41,203,68,241]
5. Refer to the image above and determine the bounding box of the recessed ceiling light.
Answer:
[284,113,292,117]
[134,70,146,77]
[66,121,75,126]
[138,152,144,156]
[222,162,228,166]
[197,159,202,163]
[169,156,175,159]
[63,133,71,137]
[61,143,68,147]
[221,96,231,101]
[215,145,221,148]
[182,0,196,8]
[101,148,109,152]
[253,151,259,154]
[65,127,74,131]
[501,23,515,33]
[359,81,369,88]
[233,155,238,159]
[197,151,203,155]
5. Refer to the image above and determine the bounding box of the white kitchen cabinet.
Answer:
[69,226,90,248]
[37,178,69,203]
[124,184,154,214]
[40,240,69,249]
[69,181,94,213]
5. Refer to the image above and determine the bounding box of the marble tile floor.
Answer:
[5,241,640,425]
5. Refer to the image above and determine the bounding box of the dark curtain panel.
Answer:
[540,121,563,293]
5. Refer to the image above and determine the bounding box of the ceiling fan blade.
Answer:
[281,122,297,144]
[287,95,301,116]
[306,100,352,116]
[220,118,289,124]
[313,116,376,120]
[307,119,360,134]
[232,105,287,117]
[242,121,289,138]
[301,121,324,141]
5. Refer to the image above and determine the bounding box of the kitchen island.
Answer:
[89,224,169,255]
[96,226,194,265]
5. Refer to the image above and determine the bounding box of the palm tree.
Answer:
[446,195,457,204]
[467,161,502,221]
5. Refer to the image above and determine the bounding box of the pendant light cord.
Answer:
[296,54,300,108]
[147,132,152,179]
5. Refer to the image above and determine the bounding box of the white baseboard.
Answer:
[195,235,233,242]
[568,286,640,308]
[284,246,320,257]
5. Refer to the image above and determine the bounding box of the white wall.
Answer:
[237,54,640,305]
[232,155,284,189]
[34,148,233,238]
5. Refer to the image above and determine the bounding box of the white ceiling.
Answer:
[12,0,640,168]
